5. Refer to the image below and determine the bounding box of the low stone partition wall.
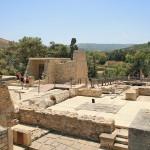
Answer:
[139,87,150,96]
[18,108,115,141]
[129,109,150,150]
[77,88,102,97]
[101,87,115,94]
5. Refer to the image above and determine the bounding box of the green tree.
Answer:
[48,43,70,58]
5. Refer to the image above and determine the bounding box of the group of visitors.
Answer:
[16,72,30,87]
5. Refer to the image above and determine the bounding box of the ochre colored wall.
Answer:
[26,51,88,84]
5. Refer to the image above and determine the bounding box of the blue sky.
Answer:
[1,0,150,45]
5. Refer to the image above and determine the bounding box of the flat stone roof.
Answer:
[130,109,150,131]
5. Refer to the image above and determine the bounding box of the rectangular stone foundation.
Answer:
[18,108,115,141]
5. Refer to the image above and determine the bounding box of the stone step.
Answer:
[113,143,128,150]
[13,145,26,150]
[115,137,128,145]
[117,129,128,139]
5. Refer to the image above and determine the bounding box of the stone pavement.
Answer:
[29,132,100,150]
[76,102,124,114]
[13,145,26,150]
[49,95,150,128]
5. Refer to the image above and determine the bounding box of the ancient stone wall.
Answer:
[0,127,8,150]
[73,50,88,83]
[0,127,13,150]
[26,51,88,84]
[0,84,14,127]
[46,60,56,83]
[18,108,115,141]
[55,61,76,83]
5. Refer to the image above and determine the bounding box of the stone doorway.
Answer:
[38,64,44,79]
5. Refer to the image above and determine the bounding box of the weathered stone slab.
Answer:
[76,102,124,114]
[129,109,150,150]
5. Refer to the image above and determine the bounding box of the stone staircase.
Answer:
[114,129,128,150]
[100,128,129,150]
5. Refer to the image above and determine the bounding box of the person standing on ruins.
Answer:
[70,38,78,60]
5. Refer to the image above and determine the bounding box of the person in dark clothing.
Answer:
[16,72,21,80]
[20,75,24,83]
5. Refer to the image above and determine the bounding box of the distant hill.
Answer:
[0,38,11,48]
[121,43,150,52]
[78,43,134,51]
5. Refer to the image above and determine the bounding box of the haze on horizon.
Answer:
[1,0,150,45]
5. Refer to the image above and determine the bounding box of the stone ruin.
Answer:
[0,84,14,150]
[0,50,150,150]
[25,50,88,84]
[0,84,14,127]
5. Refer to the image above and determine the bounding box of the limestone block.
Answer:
[100,133,116,149]
[125,89,139,100]
[77,88,102,97]
[101,87,115,94]
[12,124,49,147]
[50,90,70,104]
[69,88,78,97]
[139,87,150,96]
[13,129,31,146]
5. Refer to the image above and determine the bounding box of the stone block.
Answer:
[13,129,31,146]
[125,88,139,100]
[77,88,102,97]
[100,133,116,149]
[139,87,150,96]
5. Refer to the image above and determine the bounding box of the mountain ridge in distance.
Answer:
[78,43,134,51]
